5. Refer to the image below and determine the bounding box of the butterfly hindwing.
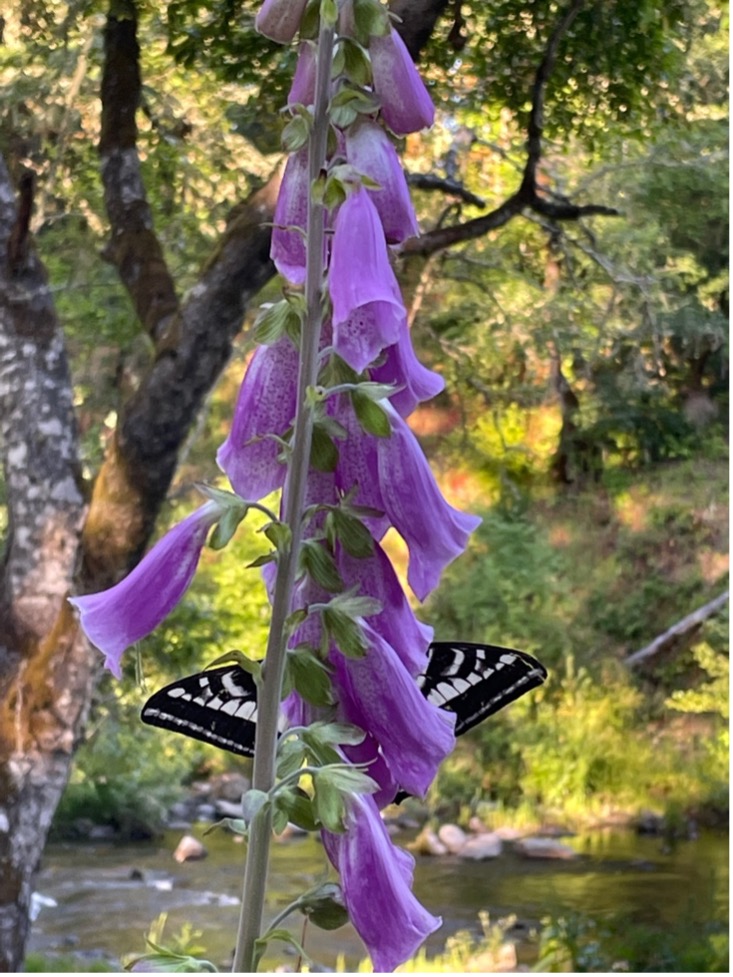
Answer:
[141,665,259,757]
[419,642,548,736]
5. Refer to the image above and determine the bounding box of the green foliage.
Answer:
[23,953,116,973]
[535,908,729,973]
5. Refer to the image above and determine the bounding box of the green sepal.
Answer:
[320,0,338,28]
[325,507,374,558]
[287,645,334,707]
[273,785,319,832]
[352,0,390,43]
[264,521,292,555]
[312,776,346,833]
[253,299,302,346]
[300,0,320,39]
[246,551,277,569]
[310,420,340,472]
[299,539,343,592]
[282,112,312,153]
[322,606,369,657]
[299,883,350,931]
[316,764,379,796]
[205,650,262,683]
[202,817,247,838]
[304,720,366,748]
[241,788,269,827]
[277,735,308,779]
[341,37,372,87]
[352,388,392,437]
[329,86,380,129]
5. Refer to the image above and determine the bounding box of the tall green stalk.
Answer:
[232,18,336,974]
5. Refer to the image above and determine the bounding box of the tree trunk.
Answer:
[0,154,89,971]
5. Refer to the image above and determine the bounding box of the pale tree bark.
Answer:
[0,0,621,968]
[0,153,88,970]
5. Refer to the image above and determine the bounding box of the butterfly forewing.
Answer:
[141,665,259,757]
[418,642,547,736]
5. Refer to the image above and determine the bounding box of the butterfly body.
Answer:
[142,643,547,765]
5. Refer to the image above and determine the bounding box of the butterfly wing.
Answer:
[418,642,547,736]
[141,665,259,757]
[141,643,548,761]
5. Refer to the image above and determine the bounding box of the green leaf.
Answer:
[287,646,334,707]
[254,929,311,971]
[208,504,245,550]
[299,539,343,592]
[352,389,392,437]
[320,0,338,28]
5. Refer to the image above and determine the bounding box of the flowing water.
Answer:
[28,826,728,970]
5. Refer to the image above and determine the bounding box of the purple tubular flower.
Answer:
[370,29,435,136]
[337,541,433,677]
[344,120,419,246]
[331,624,455,798]
[255,0,308,44]
[217,337,297,499]
[342,733,401,809]
[377,407,482,600]
[68,502,222,678]
[271,148,309,284]
[371,320,445,417]
[288,41,316,107]
[322,794,442,972]
[329,186,405,372]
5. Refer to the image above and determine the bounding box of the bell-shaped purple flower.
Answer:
[377,406,482,600]
[371,319,445,417]
[344,120,419,246]
[271,148,309,284]
[288,41,316,107]
[331,624,455,798]
[329,186,405,372]
[217,337,297,500]
[337,541,432,677]
[322,793,442,972]
[370,29,435,136]
[255,0,308,44]
[68,501,222,678]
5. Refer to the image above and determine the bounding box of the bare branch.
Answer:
[626,591,729,668]
[405,0,620,258]
[407,172,486,208]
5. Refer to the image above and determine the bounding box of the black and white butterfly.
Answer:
[141,642,547,761]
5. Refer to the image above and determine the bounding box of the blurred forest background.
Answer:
[0,0,728,970]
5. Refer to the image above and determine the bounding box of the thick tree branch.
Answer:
[99,0,179,342]
[407,172,486,208]
[405,0,620,257]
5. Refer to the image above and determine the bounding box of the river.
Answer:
[28,825,728,970]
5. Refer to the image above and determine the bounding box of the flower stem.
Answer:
[232,17,335,974]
